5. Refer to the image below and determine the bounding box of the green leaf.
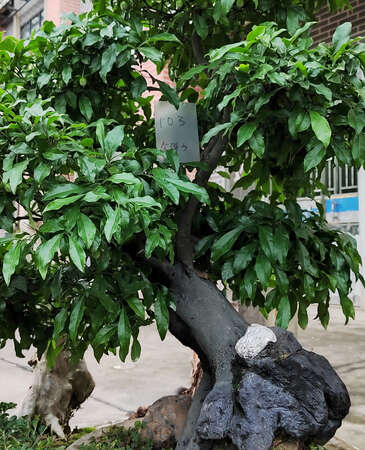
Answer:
[332,22,352,53]
[131,76,147,99]
[79,156,102,182]
[118,308,131,361]
[222,260,234,281]
[4,160,28,194]
[35,234,62,275]
[147,32,181,44]
[100,44,118,82]
[131,336,141,361]
[79,95,93,121]
[157,80,180,109]
[209,41,245,61]
[93,325,116,347]
[166,149,180,172]
[68,236,86,272]
[104,207,121,242]
[304,142,326,172]
[340,294,355,323]
[352,134,365,161]
[242,266,257,299]
[211,226,244,261]
[155,293,169,340]
[0,36,17,52]
[220,0,235,15]
[139,46,163,63]
[39,219,64,233]
[180,65,206,81]
[46,340,64,369]
[233,243,256,273]
[43,194,84,212]
[348,109,365,135]
[275,296,291,328]
[69,298,84,342]
[237,122,257,147]
[157,181,180,205]
[127,297,145,319]
[202,122,231,146]
[44,183,87,201]
[128,196,161,208]
[249,130,265,157]
[217,88,242,112]
[295,111,310,133]
[273,225,289,264]
[195,234,216,258]
[53,308,68,339]
[275,268,289,293]
[37,73,51,88]
[258,226,275,261]
[3,242,21,285]
[62,65,72,85]
[193,15,209,40]
[145,230,160,258]
[298,302,308,329]
[83,32,99,47]
[287,21,316,45]
[309,111,331,148]
[34,162,51,184]
[104,125,124,159]
[77,214,97,249]
[246,25,266,42]
[312,84,332,102]
[254,252,271,287]
[96,119,105,149]
[108,172,140,185]
[167,179,210,204]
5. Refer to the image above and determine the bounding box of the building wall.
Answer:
[313,0,365,43]
[0,0,44,36]
[44,0,79,27]
[79,0,92,13]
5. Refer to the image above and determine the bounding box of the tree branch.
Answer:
[15,215,42,222]
[191,32,207,66]
[175,107,231,266]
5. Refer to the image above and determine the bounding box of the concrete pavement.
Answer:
[0,306,364,449]
[298,306,365,450]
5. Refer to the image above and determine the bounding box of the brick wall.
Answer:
[312,0,365,44]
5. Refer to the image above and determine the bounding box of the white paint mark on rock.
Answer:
[235,324,277,360]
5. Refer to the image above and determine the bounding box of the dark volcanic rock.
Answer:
[195,328,350,450]
[196,381,233,440]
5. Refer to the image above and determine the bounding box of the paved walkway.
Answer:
[298,306,365,450]
[0,306,364,449]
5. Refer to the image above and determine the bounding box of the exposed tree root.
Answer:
[18,350,95,439]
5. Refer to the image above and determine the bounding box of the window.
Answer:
[20,9,43,39]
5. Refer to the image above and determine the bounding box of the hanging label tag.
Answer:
[155,101,200,163]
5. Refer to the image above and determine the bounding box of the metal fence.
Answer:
[321,159,358,195]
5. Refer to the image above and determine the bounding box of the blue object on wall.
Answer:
[326,196,358,213]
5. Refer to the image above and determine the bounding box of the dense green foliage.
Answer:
[0,402,65,449]
[0,0,364,364]
[78,422,169,449]
[0,402,159,449]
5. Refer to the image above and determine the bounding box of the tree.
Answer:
[0,0,364,448]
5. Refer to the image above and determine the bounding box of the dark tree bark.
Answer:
[163,263,350,450]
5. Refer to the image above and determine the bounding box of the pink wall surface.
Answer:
[44,0,80,26]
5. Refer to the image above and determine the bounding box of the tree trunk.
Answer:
[18,350,95,439]
[167,264,350,450]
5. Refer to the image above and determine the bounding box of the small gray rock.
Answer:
[235,324,277,360]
